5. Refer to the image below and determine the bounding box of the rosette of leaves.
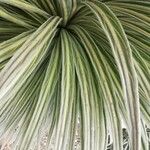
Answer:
[0,0,149,150]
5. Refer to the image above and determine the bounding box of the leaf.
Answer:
[0,0,49,17]
[18,37,62,149]
[0,16,62,106]
[54,30,76,150]
[84,1,140,150]
[0,0,149,149]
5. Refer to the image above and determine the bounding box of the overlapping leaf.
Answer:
[0,0,149,150]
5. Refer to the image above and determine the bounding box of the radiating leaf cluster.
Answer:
[0,0,149,150]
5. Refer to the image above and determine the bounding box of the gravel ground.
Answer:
[0,120,81,150]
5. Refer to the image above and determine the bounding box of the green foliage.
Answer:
[0,0,149,150]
